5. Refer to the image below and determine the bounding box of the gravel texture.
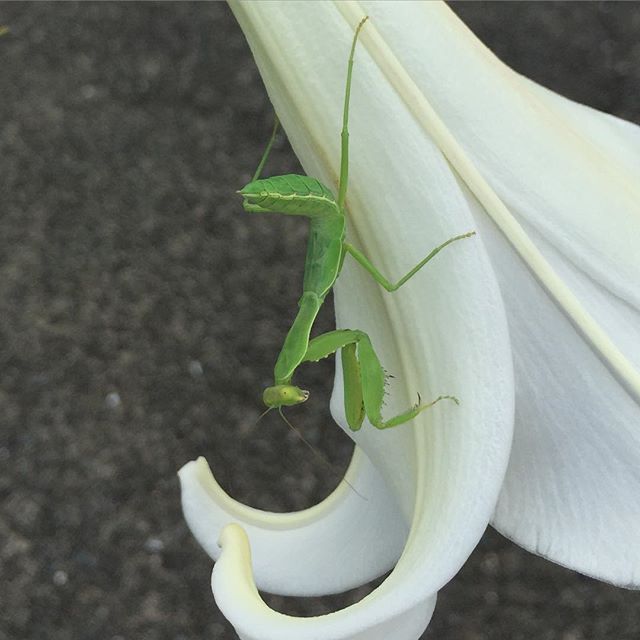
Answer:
[0,2,639,640]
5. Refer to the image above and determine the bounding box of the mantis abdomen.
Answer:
[239,174,340,217]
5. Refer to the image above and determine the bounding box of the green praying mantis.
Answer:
[238,17,474,432]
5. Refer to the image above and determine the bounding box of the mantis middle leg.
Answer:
[343,232,475,293]
[303,329,457,431]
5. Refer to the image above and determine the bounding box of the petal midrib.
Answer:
[334,0,640,401]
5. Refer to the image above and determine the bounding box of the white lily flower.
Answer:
[179,2,640,638]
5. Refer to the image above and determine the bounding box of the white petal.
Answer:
[479,205,640,587]
[202,2,514,637]
[354,0,640,583]
[179,450,408,596]
[212,523,437,640]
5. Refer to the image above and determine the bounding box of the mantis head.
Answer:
[263,384,310,408]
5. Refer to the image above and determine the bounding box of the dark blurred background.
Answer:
[0,2,638,639]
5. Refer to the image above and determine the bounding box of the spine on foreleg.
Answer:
[274,292,322,385]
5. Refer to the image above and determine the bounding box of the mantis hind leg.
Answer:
[337,16,368,210]
[303,329,458,431]
[251,115,280,182]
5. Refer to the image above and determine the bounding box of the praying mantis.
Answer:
[238,17,474,431]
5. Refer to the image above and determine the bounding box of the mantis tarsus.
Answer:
[238,17,474,431]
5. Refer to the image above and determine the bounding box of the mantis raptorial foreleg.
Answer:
[303,329,457,431]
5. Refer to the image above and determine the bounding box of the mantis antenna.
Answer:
[278,408,367,501]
